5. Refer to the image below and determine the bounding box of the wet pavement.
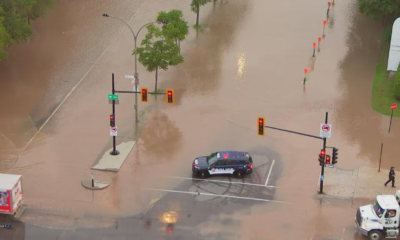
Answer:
[1,0,400,239]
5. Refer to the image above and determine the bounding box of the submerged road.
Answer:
[0,0,395,239]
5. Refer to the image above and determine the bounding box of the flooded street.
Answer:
[0,0,399,239]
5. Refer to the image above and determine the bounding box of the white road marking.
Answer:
[152,175,279,188]
[144,188,290,204]
[341,227,345,240]
[265,159,275,186]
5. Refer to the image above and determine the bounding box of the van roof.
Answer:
[0,174,21,190]
[377,195,399,209]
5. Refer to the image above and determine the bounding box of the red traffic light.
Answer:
[258,117,265,136]
[320,150,325,156]
[110,116,114,120]
[141,88,148,103]
[166,89,174,104]
[326,155,331,164]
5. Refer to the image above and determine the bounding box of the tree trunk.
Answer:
[28,16,30,25]
[382,15,386,27]
[155,67,158,92]
[178,40,181,55]
[196,5,200,26]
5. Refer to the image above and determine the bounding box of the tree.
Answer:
[0,7,12,60]
[358,0,400,21]
[134,24,183,92]
[156,10,189,54]
[190,0,212,26]
[0,0,55,61]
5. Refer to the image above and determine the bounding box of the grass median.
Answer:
[371,27,400,117]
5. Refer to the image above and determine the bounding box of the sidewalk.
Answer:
[320,166,398,207]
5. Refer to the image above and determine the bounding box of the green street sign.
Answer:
[108,94,119,100]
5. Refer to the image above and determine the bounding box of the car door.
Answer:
[384,209,398,228]
[214,160,231,175]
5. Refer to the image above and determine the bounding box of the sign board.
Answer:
[388,17,400,71]
[319,124,332,138]
[108,94,119,100]
[391,103,397,111]
[325,164,334,168]
[110,126,117,136]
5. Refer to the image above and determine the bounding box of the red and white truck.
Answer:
[0,173,23,215]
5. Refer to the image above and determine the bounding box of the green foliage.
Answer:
[394,65,400,100]
[156,10,189,42]
[190,0,212,25]
[358,0,400,19]
[0,8,12,60]
[0,0,55,60]
[134,24,184,91]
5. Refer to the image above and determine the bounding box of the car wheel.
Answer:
[199,171,209,179]
[235,171,244,179]
[368,230,383,240]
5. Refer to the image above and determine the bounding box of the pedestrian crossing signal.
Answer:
[141,88,148,102]
[258,117,265,136]
[166,89,174,104]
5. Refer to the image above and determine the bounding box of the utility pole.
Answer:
[110,73,119,156]
[320,112,328,194]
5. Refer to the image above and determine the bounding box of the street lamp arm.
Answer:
[108,16,136,40]
[136,22,159,39]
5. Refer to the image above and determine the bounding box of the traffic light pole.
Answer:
[320,112,328,194]
[110,73,119,156]
[263,112,329,194]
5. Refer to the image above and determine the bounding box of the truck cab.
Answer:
[356,194,400,240]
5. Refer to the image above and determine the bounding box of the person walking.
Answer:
[385,166,396,188]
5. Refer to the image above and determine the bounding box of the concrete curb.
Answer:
[81,179,110,190]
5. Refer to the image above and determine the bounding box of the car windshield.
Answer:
[207,153,218,165]
[373,201,384,218]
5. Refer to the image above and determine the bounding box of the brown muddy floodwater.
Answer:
[0,0,397,238]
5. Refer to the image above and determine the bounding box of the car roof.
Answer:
[216,151,250,160]
[377,195,399,209]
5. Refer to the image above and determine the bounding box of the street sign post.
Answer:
[108,94,119,100]
[389,103,397,133]
[110,126,117,136]
[319,124,332,138]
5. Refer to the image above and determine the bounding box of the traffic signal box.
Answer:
[318,149,325,166]
[110,114,115,127]
[166,89,174,104]
[332,147,338,164]
[141,88,148,102]
[258,117,265,136]
[326,155,331,165]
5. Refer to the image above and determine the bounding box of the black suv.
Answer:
[192,151,253,179]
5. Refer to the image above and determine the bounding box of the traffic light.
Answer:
[141,88,148,102]
[110,114,115,127]
[166,89,174,104]
[318,149,325,166]
[258,117,265,136]
[326,155,331,165]
[332,147,338,164]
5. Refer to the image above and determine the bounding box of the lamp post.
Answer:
[102,13,167,123]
